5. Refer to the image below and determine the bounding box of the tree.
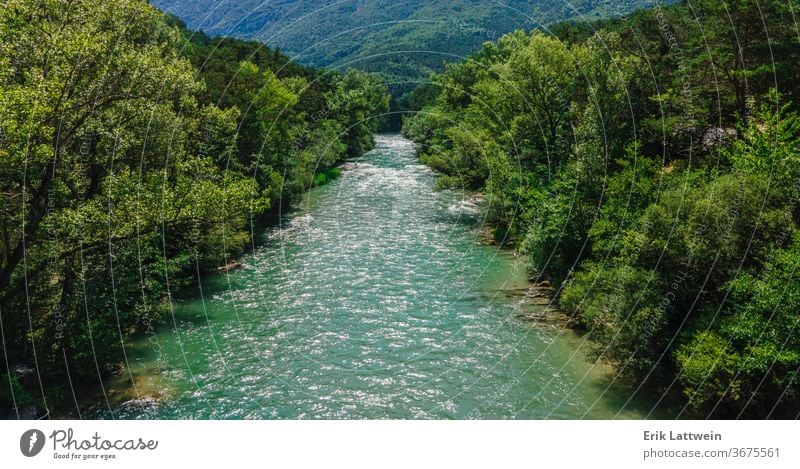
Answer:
[0,0,390,414]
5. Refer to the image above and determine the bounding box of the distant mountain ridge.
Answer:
[155,0,665,90]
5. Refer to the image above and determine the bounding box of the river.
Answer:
[100,134,644,419]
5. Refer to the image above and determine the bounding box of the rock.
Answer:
[12,364,36,387]
[517,311,547,321]
[516,308,573,328]
[103,363,123,377]
[702,126,737,149]
[217,260,242,273]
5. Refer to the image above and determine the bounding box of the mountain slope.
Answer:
[154,0,665,90]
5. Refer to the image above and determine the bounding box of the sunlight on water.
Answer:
[100,134,645,419]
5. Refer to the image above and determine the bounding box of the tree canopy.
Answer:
[0,0,388,417]
[404,0,800,417]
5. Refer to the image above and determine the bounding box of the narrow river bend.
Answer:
[103,134,642,419]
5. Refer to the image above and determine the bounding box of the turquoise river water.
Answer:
[100,134,645,419]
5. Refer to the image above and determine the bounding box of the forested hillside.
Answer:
[153,0,666,94]
[0,0,388,417]
[404,0,800,417]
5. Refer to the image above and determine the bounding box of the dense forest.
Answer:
[404,0,800,417]
[153,0,668,96]
[0,0,388,417]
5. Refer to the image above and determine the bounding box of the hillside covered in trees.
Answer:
[404,0,800,417]
[153,0,667,95]
[0,0,388,417]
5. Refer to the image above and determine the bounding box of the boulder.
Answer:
[103,363,123,378]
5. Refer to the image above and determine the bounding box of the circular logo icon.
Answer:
[20,429,45,457]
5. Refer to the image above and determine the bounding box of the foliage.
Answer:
[404,0,800,416]
[0,0,388,413]
[153,0,669,96]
